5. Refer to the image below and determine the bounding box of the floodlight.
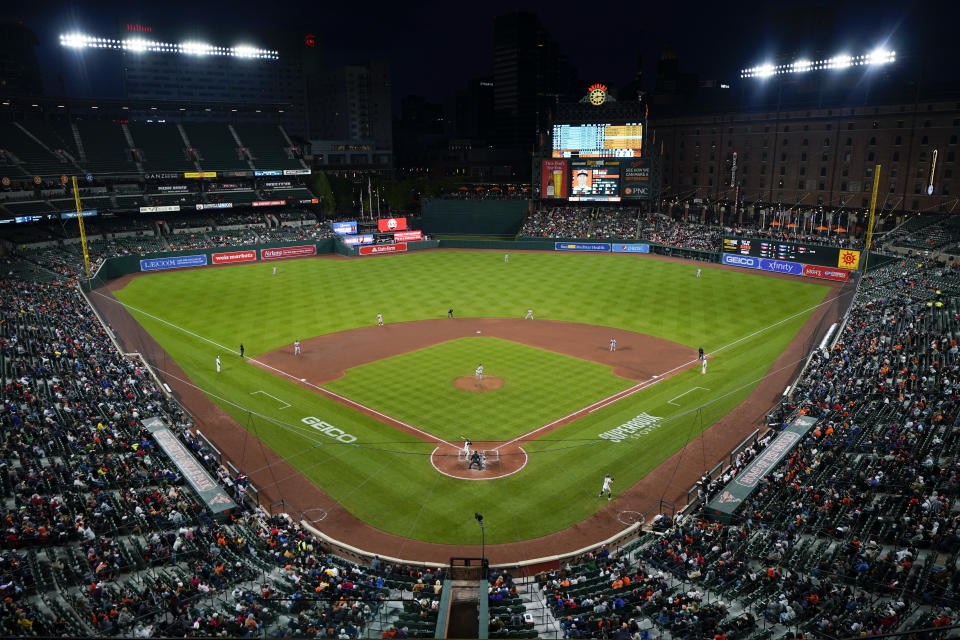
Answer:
[866,48,895,65]
[234,44,257,58]
[792,59,812,72]
[60,33,88,48]
[180,41,212,56]
[757,63,775,78]
[830,54,852,70]
[124,38,148,52]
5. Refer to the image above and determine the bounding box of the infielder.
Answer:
[524,309,534,320]
[599,474,613,499]
[294,340,301,355]
[216,355,221,373]
[448,308,454,318]
[702,358,708,375]
[609,338,617,352]
[377,313,383,327]
[475,364,484,379]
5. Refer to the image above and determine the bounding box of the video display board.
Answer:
[723,238,861,270]
[569,160,622,202]
[541,159,568,199]
[552,123,643,158]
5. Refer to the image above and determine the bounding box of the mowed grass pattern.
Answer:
[324,337,635,442]
[113,250,833,544]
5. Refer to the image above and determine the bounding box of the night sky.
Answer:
[4,0,957,103]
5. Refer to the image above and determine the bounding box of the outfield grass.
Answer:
[324,337,634,442]
[113,250,832,544]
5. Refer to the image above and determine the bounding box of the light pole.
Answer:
[475,512,485,565]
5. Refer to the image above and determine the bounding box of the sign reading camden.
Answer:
[301,417,357,443]
[599,412,663,442]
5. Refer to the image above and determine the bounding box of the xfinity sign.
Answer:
[722,253,759,269]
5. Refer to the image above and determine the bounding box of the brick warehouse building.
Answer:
[651,86,960,223]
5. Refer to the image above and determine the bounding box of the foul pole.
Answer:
[72,176,92,281]
[862,164,881,274]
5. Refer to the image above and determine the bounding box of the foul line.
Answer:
[496,291,845,449]
[667,386,710,406]
[91,290,458,450]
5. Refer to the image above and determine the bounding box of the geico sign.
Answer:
[301,417,358,443]
[723,254,757,267]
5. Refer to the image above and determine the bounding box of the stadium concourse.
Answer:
[3,213,960,638]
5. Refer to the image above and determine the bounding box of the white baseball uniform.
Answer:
[524,309,533,319]
[294,340,301,355]
[377,314,383,326]
[475,365,483,378]
[216,356,221,373]
[696,269,701,278]
[600,475,613,498]
[702,359,707,375]
[610,338,616,352]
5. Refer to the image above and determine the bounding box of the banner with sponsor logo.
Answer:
[802,265,852,281]
[359,243,407,255]
[612,243,650,253]
[142,417,236,518]
[555,242,611,252]
[758,258,804,276]
[541,159,568,199]
[722,253,759,268]
[260,245,317,260]
[139,205,181,213]
[342,234,374,245]
[184,172,216,178]
[394,230,422,242]
[254,170,283,176]
[212,250,257,265]
[252,200,286,207]
[140,254,207,271]
[283,168,311,175]
[144,172,181,180]
[157,185,189,192]
[621,158,651,199]
[332,221,357,235]
[196,202,234,210]
[706,415,817,522]
[299,198,320,204]
[377,217,407,232]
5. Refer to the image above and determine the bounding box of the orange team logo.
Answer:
[837,250,860,270]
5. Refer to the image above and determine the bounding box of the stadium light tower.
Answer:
[740,48,894,78]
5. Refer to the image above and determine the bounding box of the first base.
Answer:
[300,378,306,382]
[476,330,481,334]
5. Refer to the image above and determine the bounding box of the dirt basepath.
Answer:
[90,253,845,566]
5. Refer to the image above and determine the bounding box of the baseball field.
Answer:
[108,249,832,548]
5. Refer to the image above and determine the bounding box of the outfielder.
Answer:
[599,474,613,499]
[504,253,509,263]
[273,266,277,275]
[524,309,534,320]
[294,340,301,355]
[696,268,702,278]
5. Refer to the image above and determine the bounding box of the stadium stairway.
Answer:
[227,125,257,171]
[517,578,563,637]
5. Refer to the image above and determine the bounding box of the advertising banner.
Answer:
[260,245,317,260]
[212,250,257,265]
[139,205,181,213]
[394,230,422,242]
[612,243,650,253]
[377,217,408,232]
[140,254,207,271]
[722,253,759,269]
[283,168,311,175]
[758,258,804,275]
[195,203,234,210]
[359,243,407,255]
[184,172,216,178]
[341,234,375,245]
[252,200,286,207]
[254,170,283,176]
[621,158,651,199]
[802,265,852,281]
[299,198,320,204]
[332,221,358,235]
[541,159,568,199]
[144,172,181,180]
[555,242,611,252]
[706,416,817,522]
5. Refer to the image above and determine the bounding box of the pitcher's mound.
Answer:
[453,375,504,392]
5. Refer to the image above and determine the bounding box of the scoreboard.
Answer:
[723,238,861,270]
